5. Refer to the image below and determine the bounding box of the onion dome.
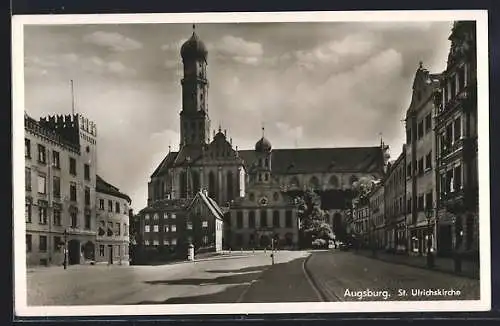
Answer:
[255,127,272,153]
[180,24,208,61]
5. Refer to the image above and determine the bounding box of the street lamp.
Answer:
[425,208,435,268]
[63,228,68,270]
[452,215,462,273]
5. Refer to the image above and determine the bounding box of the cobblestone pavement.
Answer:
[26,250,310,306]
[305,250,480,302]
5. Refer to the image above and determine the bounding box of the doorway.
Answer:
[259,235,270,249]
[83,241,95,260]
[438,225,452,256]
[68,239,81,265]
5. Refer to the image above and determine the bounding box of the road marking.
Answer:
[302,253,325,302]
[235,279,260,303]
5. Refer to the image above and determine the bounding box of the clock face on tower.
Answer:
[259,196,269,206]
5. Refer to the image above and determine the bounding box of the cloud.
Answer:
[83,31,143,52]
[275,122,303,146]
[25,53,136,77]
[78,56,137,77]
[293,33,377,70]
[165,59,181,69]
[212,35,264,65]
[161,39,185,51]
[107,61,136,76]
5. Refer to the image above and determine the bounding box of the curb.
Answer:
[353,251,479,280]
[302,253,342,302]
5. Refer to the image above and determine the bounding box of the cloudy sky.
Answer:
[23,20,453,210]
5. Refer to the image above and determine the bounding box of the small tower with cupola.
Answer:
[254,127,272,184]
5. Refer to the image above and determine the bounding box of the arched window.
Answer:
[290,176,300,188]
[273,210,280,227]
[248,210,256,227]
[309,176,320,189]
[333,213,342,233]
[179,171,187,198]
[329,175,339,188]
[349,175,359,185]
[208,171,216,199]
[227,171,234,202]
[260,210,268,227]
[264,157,269,168]
[191,170,200,195]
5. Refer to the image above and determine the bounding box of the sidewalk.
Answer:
[354,249,480,279]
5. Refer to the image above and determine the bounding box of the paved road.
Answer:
[27,250,317,306]
[306,250,481,301]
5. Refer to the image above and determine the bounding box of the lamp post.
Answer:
[452,215,462,273]
[63,228,68,270]
[425,208,435,268]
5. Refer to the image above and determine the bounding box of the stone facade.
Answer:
[434,21,478,258]
[368,181,385,249]
[404,63,440,256]
[25,113,98,267]
[383,149,407,252]
[95,176,131,265]
[137,191,224,262]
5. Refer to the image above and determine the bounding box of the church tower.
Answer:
[254,127,272,184]
[179,25,211,147]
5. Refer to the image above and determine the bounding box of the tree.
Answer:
[296,190,334,248]
[352,176,376,201]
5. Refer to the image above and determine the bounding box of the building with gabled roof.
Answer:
[95,175,132,265]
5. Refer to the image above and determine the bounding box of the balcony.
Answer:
[436,86,473,122]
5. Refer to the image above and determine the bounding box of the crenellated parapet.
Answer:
[79,115,97,137]
[38,113,97,147]
[25,113,80,153]
[39,114,80,146]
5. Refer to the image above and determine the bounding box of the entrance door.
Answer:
[108,245,114,264]
[83,241,95,260]
[68,240,80,265]
[259,235,270,249]
[438,225,452,256]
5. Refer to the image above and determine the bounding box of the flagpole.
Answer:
[70,80,75,115]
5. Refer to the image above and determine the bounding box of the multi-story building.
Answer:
[352,198,370,247]
[95,175,131,265]
[368,180,384,249]
[434,21,478,258]
[25,113,97,266]
[145,26,389,252]
[137,190,224,262]
[185,190,224,253]
[404,63,440,256]
[383,148,407,252]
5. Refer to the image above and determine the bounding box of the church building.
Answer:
[143,26,389,251]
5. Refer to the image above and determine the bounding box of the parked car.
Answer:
[339,242,351,251]
[312,238,329,249]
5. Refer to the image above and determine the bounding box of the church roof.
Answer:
[238,146,384,175]
[151,146,384,178]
